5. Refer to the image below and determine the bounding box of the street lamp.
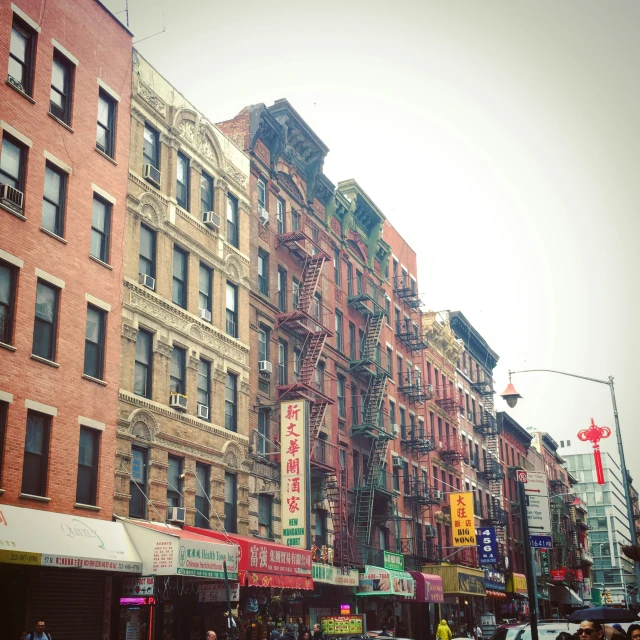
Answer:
[500,368,640,604]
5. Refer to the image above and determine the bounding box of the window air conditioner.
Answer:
[467,411,474,422]
[197,404,209,420]
[143,164,161,186]
[167,506,186,523]
[203,211,221,229]
[0,183,24,210]
[424,525,437,538]
[392,455,403,468]
[258,206,269,224]
[138,273,156,290]
[258,361,273,374]
[169,392,188,411]
[391,424,400,438]
[199,308,212,322]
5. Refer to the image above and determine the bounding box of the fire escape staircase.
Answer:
[401,425,437,456]
[434,386,461,418]
[325,464,352,570]
[398,372,433,405]
[396,317,428,353]
[393,274,421,309]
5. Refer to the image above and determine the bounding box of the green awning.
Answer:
[357,565,415,597]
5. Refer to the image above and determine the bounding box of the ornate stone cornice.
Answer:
[155,339,173,359]
[122,323,138,342]
[131,107,147,124]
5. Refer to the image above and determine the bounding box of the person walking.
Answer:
[25,620,51,640]
[436,620,452,640]
[475,624,483,640]
[312,624,325,640]
[297,618,309,640]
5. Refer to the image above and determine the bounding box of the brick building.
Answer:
[0,0,133,635]
[113,51,252,536]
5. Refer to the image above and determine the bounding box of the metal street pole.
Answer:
[506,369,640,602]
[517,478,538,640]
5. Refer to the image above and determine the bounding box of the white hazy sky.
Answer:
[106,0,640,479]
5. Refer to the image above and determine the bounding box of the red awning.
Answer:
[408,571,445,603]
[241,571,314,590]
[184,527,312,578]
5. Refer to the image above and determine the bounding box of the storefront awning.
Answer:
[244,571,313,589]
[422,564,486,597]
[407,571,445,603]
[357,565,415,597]
[313,562,359,587]
[122,520,238,580]
[507,572,528,595]
[0,504,142,572]
[550,585,583,607]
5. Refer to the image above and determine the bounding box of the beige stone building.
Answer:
[114,51,252,534]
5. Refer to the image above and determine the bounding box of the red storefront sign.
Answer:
[551,568,566,581]
[184,527,313,587]
[575,569,584,582]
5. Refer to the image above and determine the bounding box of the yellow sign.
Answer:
[449,492,476,546]
[280,400,309,549]
[0,549,42,565]
[507,572,528,594]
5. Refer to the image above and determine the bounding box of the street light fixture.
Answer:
[499,368,640,604]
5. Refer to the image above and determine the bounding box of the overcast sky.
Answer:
[106,0,640,481]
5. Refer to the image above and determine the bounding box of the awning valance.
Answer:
[407,571,445,603]
[507,572,528,594]
[357,565,415,597]
[550,585,583,607]
[313,562,359,587]
[0,504,141,573]
[422,564,486,596]
[123,520,238,580]
[242,571,313,590]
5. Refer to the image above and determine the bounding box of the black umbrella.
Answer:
[567,607,640,623]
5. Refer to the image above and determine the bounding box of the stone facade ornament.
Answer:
[137,80,166,116]
[155,340,173,359]
[122,323,138,342]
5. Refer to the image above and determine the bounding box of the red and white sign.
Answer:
[551,568,566,581]
[122,577,155,596]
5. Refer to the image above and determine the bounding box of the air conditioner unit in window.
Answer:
[438,441,443,449]
[203,211,221,229]
[467,411,474,422]
[169,392,188,411]
[258,206,269,224]
[392,454,403,468]
[138,273,156,290]
[424,525,437,538]
[167,506,186,523]
[0,183,24,211]
[143,164,161,186]
[391,424,400,438]
[258,361,273,374]
[199,308,212,322]
[433,490,444,501]
[197,403,209,420]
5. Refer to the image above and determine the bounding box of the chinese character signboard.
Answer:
[281,401,310,549]
[384,550,404,571]
[476,527,497,565]
[450,492,476,546]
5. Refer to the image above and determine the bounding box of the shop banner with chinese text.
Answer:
[281,400,310,549]
[449,492,476,546]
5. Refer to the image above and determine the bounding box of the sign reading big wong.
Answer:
[281,400,310,549]
[450,492,476,546]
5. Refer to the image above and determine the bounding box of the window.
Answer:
[387,347,393,376]
[83,305,106,380]
[293,349,301,381]
[292,279,300,310]
[224,472,237,533]
[139,224,156,279]
[258,327,269,363]
[395,308,401,333]
[312,293,321,323]
[134,329,153,398]
[315,360,325,393]
[201,171,214,215]
[129,446,147,518]
[292,209,301,231]
[143,124,159,170]
[397,355,403,386]
[32,280,59,361]
[90,195,111,264]
[42,163,67,237]
[198,263,213,319]
[226,282,238,337]
[22,411,51,497]
[276,198,285,234]
[227,194,238,248]
[50,51,74,124]
[76,427,100,505]
[315,511,328,547]
[170,346,186,394]
[257,179,267,210]
[257,409,269,455]
[176,152,190,210]
[399,407,407,440]
[334,248,341,285]
[258,494,272,538]
[0,133,26,199]
[96,89,116,158]
[0,260,17,345]
[258,250,269,296]
[351,385,358,425]
[278,341,287,385]
[8,16,36,96]
[356,270,363,294]
[225,372,237,432]
[172,245,188,308]
[0,401,6,481]
[167,456,183,508]
[195,463,210,528]
[337,375,346,418]
[346,263,353,296]
[277,267,287,312]
[335,310,343,352]
[349,322,356,360]
[197,359,210,420]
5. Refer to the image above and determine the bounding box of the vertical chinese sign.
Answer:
[449,492,476,546]
[281,400,310,549]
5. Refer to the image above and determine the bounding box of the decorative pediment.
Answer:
[346,229,369,264]
[127,409,160,442]
[277,169,305,203]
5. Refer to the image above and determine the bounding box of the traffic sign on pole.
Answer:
[520,471,552,534]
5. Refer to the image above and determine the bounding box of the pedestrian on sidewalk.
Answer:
[436,620,452,640]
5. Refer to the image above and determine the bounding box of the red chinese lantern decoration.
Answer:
[577,418,611,484]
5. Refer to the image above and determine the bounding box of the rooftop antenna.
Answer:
[133,13,165,45]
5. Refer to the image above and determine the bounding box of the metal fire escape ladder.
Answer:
[326,465,352,570]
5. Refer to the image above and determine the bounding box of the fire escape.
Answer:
[275,224,352,568]
[348,275,394,564]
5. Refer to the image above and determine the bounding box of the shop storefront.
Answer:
[505,573,529,622]
[310,564,360,629]
[406,571,445,640]
[356,565,415,632]
[423,564,486,636]
[549,585,583,618]
[483,569,507,619]
[0,504,142,640]
[122,520,239,640]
